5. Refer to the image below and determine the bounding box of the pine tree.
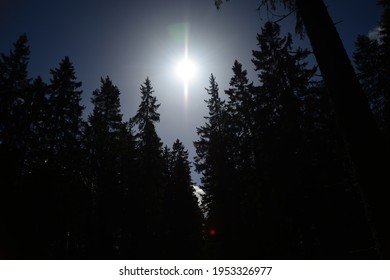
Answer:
[354,1,390,144]
[86,76,126,258]
[131,77,165,258]
[132,77,163,184]
[88,76,125,188]
[0,33,31,177]
[0,34,31,148]
[162,139,203,258]
[48,56,85,159]
[0,33,31,258]
[250,21,314,258]
[354,35,388,131]
[251,21,314,169]
[225,60,256,172]
[24,76,50,169]
[132,77,163,187]
[37,56,86,257]
[222,61,268,258]
[194,74,236,258]
[119,119,138,258]
[194,74,226,207]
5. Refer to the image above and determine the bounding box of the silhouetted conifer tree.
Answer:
[354,35,389,131]
[119,119,138,258]
[225,60,256,173]
[194,74,236,258]
[162,139,203,259]
[0,34,31,151]
[354,3,390,147]
[0,34,32,258]
[249,21,314,258]
[223,61,263,258]
[24,77,50,168]
[48,56,84,157]
[86,76,127,258]
[131,77,165,258]
[33,56,86,258]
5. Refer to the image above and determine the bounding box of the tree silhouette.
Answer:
[251,21,304,258]
[35,56,86,258]
[214,0,390,259]
[131,77,165,258]
[48,56,84,157]
[354,17,390,146]
[24,77,50,169]
[354,35,386,128]
[0,33,31,180]
[223,61,262,258]
[194,74,238,258]
[225,60,256,175]
[162,139,203,259]
[86,76,127,258]
[0,34,31,258]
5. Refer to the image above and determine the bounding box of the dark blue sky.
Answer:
[1,0,383,184]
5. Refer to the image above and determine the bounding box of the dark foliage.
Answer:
[214,0,390,259]
[1,1,389,258]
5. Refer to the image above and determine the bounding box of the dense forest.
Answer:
[1,1,389,259]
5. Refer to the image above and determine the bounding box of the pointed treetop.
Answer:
[134,77,161,131]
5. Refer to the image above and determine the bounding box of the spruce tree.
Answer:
[0,34,31,148]
[87,76,126,258]
[224,61,269,258]
[354,35,388,131]
[24,76,50,169]
[0,33,31,177]
[131,77,165,258]
[225,60,257,177]
[194,74,236,258]
[354,3,390,145]
[38,56,86,258]
[250,21,314,258]
[0,33,31,258]
[162,139,203,259]
[48,56,84,159]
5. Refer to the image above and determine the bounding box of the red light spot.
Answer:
[209,229,216,236]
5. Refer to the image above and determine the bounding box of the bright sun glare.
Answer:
[176,58,196,81]
[175,55,196,108]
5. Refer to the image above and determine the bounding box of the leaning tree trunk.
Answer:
[295,0,390,258]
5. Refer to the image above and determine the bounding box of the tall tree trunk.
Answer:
[295,0,390,258]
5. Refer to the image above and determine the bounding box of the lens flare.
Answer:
[171,22,197,112]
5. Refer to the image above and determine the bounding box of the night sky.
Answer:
[1,0,382,184]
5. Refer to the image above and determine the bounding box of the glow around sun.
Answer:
[176,58,196,81]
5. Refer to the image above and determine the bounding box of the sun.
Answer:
[175,56,197,108]
[176,58,196,81]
